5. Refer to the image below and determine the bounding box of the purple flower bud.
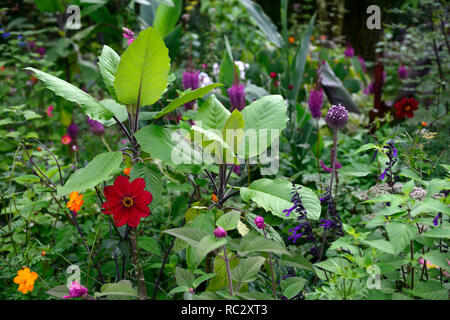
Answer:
[67,121,79,140]
[86,116,104,136]
[325,104,349,130]
[227,83,246,111]
[433,213,442,226]
[62,281,88,299]
[398,66,409,79]
[308,87,323,119]
[214,226,227,238]
[344,43,354,57]
[254,216,266,229]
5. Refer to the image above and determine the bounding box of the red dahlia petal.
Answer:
[103,185,121,201]
[407,112,414,118]
[127,214,141,228]
[113,175,131,197]
[135,190,153,206]
[130,178,146,195]
[113,206,129,227]
[133,203,150,218]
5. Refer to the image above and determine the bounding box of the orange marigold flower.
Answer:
[310,36,315,41]
[123,167,131,176]
[421,121,427,127]
[211,194,218,202]
[67,191,84,213]
[13,268,38,294]
[41,251,46,256]
[36,147,42,151]
[288,36,295,43]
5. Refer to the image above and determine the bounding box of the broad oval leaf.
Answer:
[114,27,170,107]
[98,45,120,100]
[24,67,114,121]
[57,151,123,196]
[154,83,223,119]
[240,179,321,220]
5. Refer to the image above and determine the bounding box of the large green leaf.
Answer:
[219,48,236,89]
[411,198,450,217]
[319,61,360,114]
[57,152,123,196]
[423,226,450,239]
[231,256,266,283]
[154,83,223,119]
[280,254,314,272]
[240,179,321,220]
[24,67,114,121]
[98,99,128,126]
[362,240,395,254]
[114,27,170,107]
[238,232,289,255]
[95,280,138,299]
[135,124,209,166]
[194,95,231,131]
[196,235,227,261]
[175,267,194,287]
[98,45,120,100]
[385,222,417,254]
[240,0,283,48]
[153,0,182,38]
[207,250,239,292]
[288,13,316,104]
[239,95,288,158]
[130,163,163,210]
[216,211,241,231]
[281,277,306,299]
[222,109,245,155]
[163,227,209,247]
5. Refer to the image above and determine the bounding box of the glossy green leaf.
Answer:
[57,151,123,196]
[240,0,283,48]
[153,0,182,38]
[154,83,223,119]
[24,67,114,121]
[98,45,120,100]
[114,27,170,107]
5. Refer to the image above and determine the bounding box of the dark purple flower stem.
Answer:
[318,129,338,261]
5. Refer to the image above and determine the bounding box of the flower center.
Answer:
[122,197,133,208]
[404,105,411,111]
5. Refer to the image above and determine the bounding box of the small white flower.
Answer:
[199,72,213,87]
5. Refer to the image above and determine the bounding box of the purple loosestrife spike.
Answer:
[254,216,266,229]
[67,121,79,140]
[182,70,200,109]
[325,104,349,130]
[214,226,227,238]
[308,87,323,119]
[86,116,105,136]
[62,281,88,299]
[227,83,246,111]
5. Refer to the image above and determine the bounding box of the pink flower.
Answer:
[254,216,266,229]
[46,105,54,117]
[122,27,135,45]
[62,281,88,299]
[214,226,227,238]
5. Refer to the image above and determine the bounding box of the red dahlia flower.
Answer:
[394,97,418,118]
[102,175,153,227]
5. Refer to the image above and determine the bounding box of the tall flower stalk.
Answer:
[318,104,348,261]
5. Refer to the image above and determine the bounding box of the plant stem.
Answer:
[264,229,277,299]
[129,227,147,299]
[316,117,321,189]
[222,245,233,298]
